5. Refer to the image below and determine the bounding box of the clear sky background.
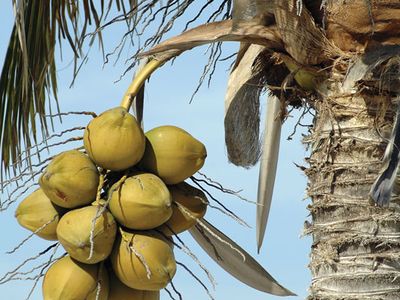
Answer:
[0,2,312,300]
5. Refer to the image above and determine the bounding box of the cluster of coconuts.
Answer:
[15,106,208,299]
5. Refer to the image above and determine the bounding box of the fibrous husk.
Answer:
[42,256,109,300]
[109,173,172,230]
[15,188,65,240]
[56,205,117,264]
[158,182,207,236]
[273,0,337,65]
[225,44,265,167]
[140,126,207,184]
[110,229,176,291]
[84,107,146,171]
[39,150,99,208]
[324,0,400,52]
[109,270,160,300]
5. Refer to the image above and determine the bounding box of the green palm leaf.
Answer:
[0,0,131,176]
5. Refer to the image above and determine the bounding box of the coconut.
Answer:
[109,173,172,230]
[109,270,160,300]
[139,125,207,184]
[110,229,176,291]
[83,107,145,171]
[158,182,208,236]
[39,150,99,208]
[57,205,117,264]
[15,188,65,240]
[42,256,109,300]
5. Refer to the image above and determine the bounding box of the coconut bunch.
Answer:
[14,105,208,299]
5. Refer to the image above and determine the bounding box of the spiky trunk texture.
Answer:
[305,72,400,299]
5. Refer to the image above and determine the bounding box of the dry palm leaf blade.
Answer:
[158,182,208,236]
[110,228,176,291]
[189,218,295,297]
[256,94,282,252]
[42,255,109,300]
[139,19,283,62]
[39,150,100,209]
[15,188,66,241]
[108,269,160,300]
[224,44,266,168]
[273,0,338,65]
[139,125,207,184]
[56,205,117,264]
[83,106,146,171]
[108,173,173,230]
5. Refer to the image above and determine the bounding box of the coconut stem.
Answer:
[120,59,164,110]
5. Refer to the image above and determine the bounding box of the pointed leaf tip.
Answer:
[256,95,282,251]
[190,219,296,297]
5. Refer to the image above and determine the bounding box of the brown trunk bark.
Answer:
[305,73,400,299]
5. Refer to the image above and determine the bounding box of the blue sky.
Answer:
[0,2,311,299]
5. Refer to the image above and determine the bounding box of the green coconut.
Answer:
[42,256,109,300]
[139,125,207,184]
[84,107,145,171]
[39,150,99,208]
[158,182,208,236]
[57,205,117,264]
[15,188,65,240]
[109,270,160,300]
[109,173,172,230]
[111,229,176,291]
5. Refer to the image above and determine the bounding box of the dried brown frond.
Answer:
[224,44,266,167]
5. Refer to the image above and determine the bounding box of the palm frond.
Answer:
[256,94,281,252]
[140,19,283,59]
[1,0,234,177]
[224,44,266,167]
[190,218,296,296]
[0,0,129,176]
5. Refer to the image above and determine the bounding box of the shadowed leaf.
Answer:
[190,218,296,297]
[232,0,273,29]
[224,44,266,167]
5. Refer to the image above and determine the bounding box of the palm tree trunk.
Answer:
[305,73,400,299]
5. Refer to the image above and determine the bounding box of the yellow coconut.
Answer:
[57,205,117,264]
[42,256,109,300]
[140,125,207,184]
[15,188,65,240]
[84,107,145,171]
[158,182,208,236]
[109,173,172,230]
[111,229,176,291]
[39,150,99,208]
[109,270,160,300]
